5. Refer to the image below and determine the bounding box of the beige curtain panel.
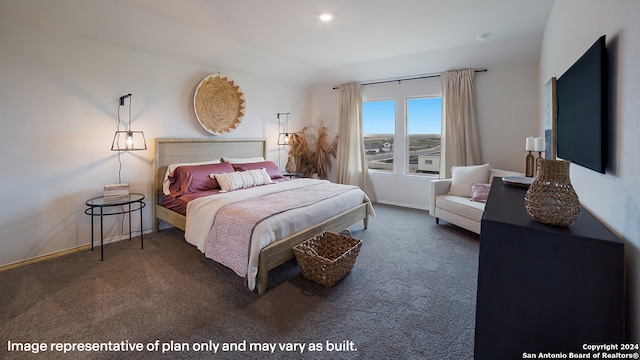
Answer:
[440,69,482,178]
[337,82,376,202]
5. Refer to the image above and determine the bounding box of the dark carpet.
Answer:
[0,204,480,359]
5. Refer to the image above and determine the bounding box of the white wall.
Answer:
[310,59,539,209]
[540,0,640,341]
[0,16,309,267]
[476,58,541,171]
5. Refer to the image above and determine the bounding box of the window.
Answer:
[363,97,441,175]
[407,97,442,175]
[363,100,395,172]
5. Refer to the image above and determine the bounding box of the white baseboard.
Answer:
[0,230,152,272]
[376,200,430,211]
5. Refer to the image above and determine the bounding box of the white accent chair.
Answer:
[429,165,523,234]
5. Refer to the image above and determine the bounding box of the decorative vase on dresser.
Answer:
[524,159,580,226]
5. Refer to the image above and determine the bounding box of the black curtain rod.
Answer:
[332,68,487,90]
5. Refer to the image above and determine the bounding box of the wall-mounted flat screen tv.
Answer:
[556,35,607,174]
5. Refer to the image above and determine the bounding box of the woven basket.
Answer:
[293,230,362,288]
[525,159,580,226]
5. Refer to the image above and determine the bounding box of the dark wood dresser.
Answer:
[474,178,624,359]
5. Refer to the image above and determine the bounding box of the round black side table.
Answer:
[85,193,145,260]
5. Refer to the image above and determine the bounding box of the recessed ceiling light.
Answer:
[319,13,333,22]
[476,33,490,41]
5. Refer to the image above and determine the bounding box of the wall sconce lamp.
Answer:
[276,112,297,175]
[277,112,292,145]
[111,94,147,151]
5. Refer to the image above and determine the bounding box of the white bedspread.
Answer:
[185,179,373,290]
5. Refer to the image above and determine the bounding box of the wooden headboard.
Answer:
[152,138,266,231]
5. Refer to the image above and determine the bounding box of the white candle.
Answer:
[525,136,536,151]
[534,137,545,152]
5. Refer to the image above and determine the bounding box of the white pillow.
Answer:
[213,168,274,192]
[222,156,265,164]
[162,159,221,195]
[449,163,491,197]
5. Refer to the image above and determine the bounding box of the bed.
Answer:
[152,138,371,294]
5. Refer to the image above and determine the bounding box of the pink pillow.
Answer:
[231,161,285,180]
[470,183,491,203]
[169,162,234,196]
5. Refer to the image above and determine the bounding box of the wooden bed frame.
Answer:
[152,138,369,294]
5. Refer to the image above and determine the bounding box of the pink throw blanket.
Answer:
[205,181,358,278]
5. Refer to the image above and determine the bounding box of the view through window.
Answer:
[407,97,442,174]
[363,100,395,172]
[363,97,441,175]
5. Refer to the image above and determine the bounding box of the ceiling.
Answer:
[1,0,556,87]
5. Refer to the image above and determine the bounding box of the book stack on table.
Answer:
[103,183,129,203]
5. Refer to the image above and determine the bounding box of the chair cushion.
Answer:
[449,163,490,197]
[436,194,486,221]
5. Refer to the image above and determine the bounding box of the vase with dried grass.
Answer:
[290,122,338,179]
[524,159,580,226]
[285,155,297,174]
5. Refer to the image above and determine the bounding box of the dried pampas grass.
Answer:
[291,122,339,179]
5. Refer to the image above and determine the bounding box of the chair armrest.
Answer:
[489,169,525,183]
[429,179,452,215]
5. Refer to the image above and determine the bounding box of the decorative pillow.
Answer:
[222,156,265,164]
[470,183,491,203]
[168,162,234,196]
[162,159,221,195]
[214,168,274,192]
[231,161,285,181]
[449,163,491,197]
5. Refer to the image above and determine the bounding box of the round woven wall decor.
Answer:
[193,74,245,135]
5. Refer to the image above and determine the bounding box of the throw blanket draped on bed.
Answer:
[205,181,357,279]
[185,179,372,290]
